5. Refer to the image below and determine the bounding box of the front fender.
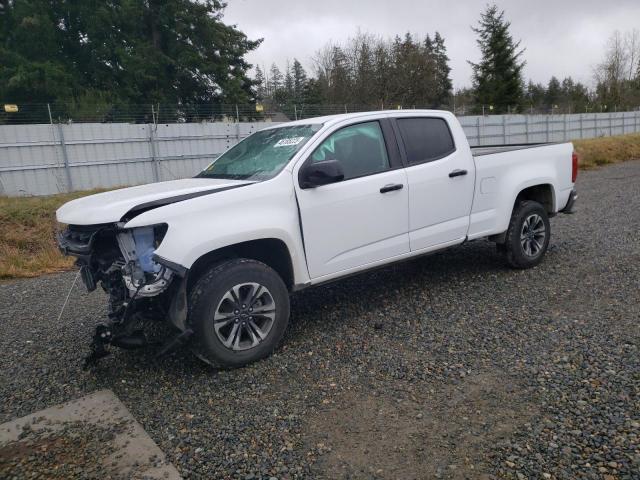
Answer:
[123,174,310,285]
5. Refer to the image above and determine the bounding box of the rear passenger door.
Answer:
[393,116,475,252]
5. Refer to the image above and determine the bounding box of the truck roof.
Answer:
[264,109,449,129]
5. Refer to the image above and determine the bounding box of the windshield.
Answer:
[198,124,321,180]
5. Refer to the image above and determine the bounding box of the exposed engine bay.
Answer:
[58,223,190,367]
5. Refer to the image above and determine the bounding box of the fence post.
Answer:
[546,115,550,143]
[609,112,613,136]
[525,115,529,143]
[579,113,584,139]
[597,113,601,136]
[502,115,507,144]
[148,125,160,182]
[55,123,73,192]
[636,110,639,133]
[476,116,481,146]
[563,114,568,141]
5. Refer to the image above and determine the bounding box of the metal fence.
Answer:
[4,103,637,125]
[1,110,639,197]
[459,112,640,144]
[0,122,271,196]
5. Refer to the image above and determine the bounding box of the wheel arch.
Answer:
[186,238,295,292]
[490,182,556,244]
[513,183,556,214]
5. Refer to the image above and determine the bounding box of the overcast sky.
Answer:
[224,0,640,89]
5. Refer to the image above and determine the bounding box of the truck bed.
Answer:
[467,140,575,241]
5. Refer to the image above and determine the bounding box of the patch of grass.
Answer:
[0,190,106,279]
[573,133,640,169]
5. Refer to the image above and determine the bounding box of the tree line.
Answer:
[254,5,640,115]
[1,1,639,121]
[594,30,640,110]
[453,76,592,115]
[0,0,259,121]
[255,31,452,111]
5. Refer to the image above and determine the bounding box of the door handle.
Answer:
[380,183,404,193]
[449,169,468,178]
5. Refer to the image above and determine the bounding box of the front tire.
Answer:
[503,200,551,269]
[188,259,290,367]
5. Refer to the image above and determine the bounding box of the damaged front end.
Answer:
[58,223,189,367]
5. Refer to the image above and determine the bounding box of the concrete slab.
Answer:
[0,389,181,479]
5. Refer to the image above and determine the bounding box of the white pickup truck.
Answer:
[57,110,578,367]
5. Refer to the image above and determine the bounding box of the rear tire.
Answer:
[502,200,551,269]
[188,258,290,367]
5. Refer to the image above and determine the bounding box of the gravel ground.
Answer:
[1,160,639,480]
[1,420,131,479]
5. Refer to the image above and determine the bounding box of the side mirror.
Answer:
[299,159,345,189]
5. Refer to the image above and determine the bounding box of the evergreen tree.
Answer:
[392,32,437,106]
[526,81,546,109]
[373,42,393,106]
[328,46,350,104]
[292,59,308,102]
[254,65,266,101]
[353,39,375,104]
[302,78,324,103]
[284,61,295,99]
[392,33,419,105]
[297,77,326,117]
[561,77,590,112]
[268,63,283,98]
[524,77,591,113]
[469,4,525,113]
[452,87,475,114]
[545,76,562,108]
[0,0,261,108]
[432,32,453,106]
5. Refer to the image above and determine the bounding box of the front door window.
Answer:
[310,122,390,180]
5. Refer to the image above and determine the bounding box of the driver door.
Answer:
[294,119,409,279]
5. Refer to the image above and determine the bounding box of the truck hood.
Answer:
[56,178,253,225]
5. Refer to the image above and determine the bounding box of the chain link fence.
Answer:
[2,103,638,125]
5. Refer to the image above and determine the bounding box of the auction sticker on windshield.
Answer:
[274,137,305,147]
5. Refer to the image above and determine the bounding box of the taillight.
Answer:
[571,152,578,183]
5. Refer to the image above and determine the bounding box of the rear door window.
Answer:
[396,117,456,165]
